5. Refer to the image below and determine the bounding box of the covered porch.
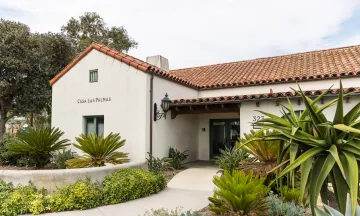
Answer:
[168,101,241,160]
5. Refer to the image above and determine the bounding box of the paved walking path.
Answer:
[42,168,218,216]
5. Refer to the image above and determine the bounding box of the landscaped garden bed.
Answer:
[0,168,166,215]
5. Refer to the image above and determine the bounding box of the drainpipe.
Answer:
[149,69,154,155]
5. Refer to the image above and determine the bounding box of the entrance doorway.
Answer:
[210,119,240,159]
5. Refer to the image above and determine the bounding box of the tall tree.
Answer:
[61,12,138,54]
[0,19,74,137]
[0,19,38,137]
[30,33,74,124]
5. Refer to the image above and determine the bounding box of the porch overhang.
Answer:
[169,87,360,119]
[170,103,240,119]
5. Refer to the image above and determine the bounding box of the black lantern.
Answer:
[154,93,171,121]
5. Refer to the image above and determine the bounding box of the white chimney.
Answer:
[146,55,169,72]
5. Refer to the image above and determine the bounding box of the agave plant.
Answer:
[66,133,129,168]
[242,81,360,215]
[6,127,70,167]
[315,194,360,216]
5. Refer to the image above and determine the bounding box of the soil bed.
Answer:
[0,164,58,170]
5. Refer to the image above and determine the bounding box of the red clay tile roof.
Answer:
[170,45,360,89]
[49,42,197,87]
[51,43,360,89]
[170,87,360,105]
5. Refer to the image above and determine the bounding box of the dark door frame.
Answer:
[209,118,240,159]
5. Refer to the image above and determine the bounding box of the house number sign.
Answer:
[252,115,264,129]
[77,97,111,104]
[253,116,265,121]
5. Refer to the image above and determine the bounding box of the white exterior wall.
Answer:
[51,49,149,162]
[152,76,199,161]
[199,77,360,98]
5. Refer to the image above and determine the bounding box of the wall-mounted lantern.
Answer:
[154,93,171,121]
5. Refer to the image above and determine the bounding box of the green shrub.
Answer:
[168,147,189,170]
[6,127,70,168]
[52,149,75,169]
[0,181,14,203]
[66,133,129,168]
[268,195,305,216]
[208,170,269,216]
[0,134,23,166]
[215,146,248,175]
[280,186,307,205]
[0,183,41,215]
[47,178,103,211]
[29,193,48,215]
[102,168,166,204]
[147,152,174,173]
[0,168,166,215]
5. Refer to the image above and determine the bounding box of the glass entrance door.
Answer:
[210,119,240,158]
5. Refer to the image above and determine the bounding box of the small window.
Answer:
[89,69,98,83]
[84,116,104,135]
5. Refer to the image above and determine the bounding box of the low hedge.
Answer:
[102,168,166,204]
[0,168,166,215]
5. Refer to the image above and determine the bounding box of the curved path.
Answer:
[40,167,218,216]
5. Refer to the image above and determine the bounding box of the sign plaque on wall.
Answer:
[77,97,111,104]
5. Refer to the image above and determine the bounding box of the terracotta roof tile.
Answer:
[51,43,360,89]
[170,87,360,105]
[49,43,197,88]
[171,45,360,89]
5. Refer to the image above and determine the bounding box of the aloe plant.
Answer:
[241,81,360,215]
[315,194,360,216]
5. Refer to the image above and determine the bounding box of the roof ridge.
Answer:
[171,44,360,72]
[50,42,197,88]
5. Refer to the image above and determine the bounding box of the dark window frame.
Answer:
[84,115,104,135]
[89,69,98,83]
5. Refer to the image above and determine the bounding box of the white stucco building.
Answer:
[50,43,360,162]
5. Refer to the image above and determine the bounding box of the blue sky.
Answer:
[1,0,360,69]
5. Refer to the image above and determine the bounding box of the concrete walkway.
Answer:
[42,168,218,216]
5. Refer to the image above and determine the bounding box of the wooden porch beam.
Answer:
[171,107,239,115]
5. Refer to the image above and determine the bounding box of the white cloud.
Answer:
[0,0,360,69]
